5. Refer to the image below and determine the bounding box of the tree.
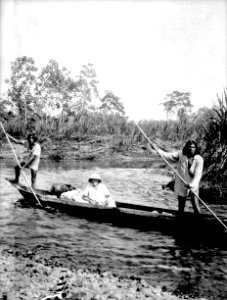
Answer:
[161,91,193,140]
[162,91,193,118]
[73,63,99,112]
[3,57,124,132]
[35,61,100,116]
[34,59,79,115]
[0,94,14,120]
[100,91,125,115]
[5,56,38,126]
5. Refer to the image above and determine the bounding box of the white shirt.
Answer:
[83,183,114,206]
[17,141,41,170]
[28,143,41,170]
[158,149,204,197]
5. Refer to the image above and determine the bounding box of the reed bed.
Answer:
[0,90,226,189]
[0,112,196,143]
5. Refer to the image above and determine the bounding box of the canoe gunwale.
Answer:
[7,180,227,235]
[10,181,221,219]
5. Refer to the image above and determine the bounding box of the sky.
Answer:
[0,0,226,120]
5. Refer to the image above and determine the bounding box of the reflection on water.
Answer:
[0,159,227,299]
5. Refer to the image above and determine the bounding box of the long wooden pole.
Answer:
[0,122,43,207]
[135,122,227,231]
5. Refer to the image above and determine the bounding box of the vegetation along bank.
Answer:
[0,56,226,195]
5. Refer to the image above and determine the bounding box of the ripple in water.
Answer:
[0,160,227,299]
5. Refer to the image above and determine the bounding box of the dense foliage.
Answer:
[202,91,227,187]
[0,57,226,188]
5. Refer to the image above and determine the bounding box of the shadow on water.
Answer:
[16,196,227,250]
[1,159,227,299]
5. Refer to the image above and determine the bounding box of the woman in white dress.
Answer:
[82,173,116,207]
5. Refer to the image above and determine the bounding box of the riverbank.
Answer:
[0,136,158,161]
[0,247,207,300]
[0,138,226,204]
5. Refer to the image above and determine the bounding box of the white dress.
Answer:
[158,149,204,198]
[83,183,116,207]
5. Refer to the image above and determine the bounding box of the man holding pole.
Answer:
[134,122,227,231]
[148,140,203,215]
[7,132,41,188]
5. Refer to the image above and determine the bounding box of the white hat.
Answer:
[89,173,102,182]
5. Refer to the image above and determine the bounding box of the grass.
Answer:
[203,89,227,186]
[1,90,226,188]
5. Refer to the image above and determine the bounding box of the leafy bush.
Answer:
[203,89,227,186]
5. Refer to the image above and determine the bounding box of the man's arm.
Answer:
[157,148,179,163]
[6,133,25,145]
[147,142,179,163]
[188,156,204,192]
[23,143,41,168]
[23,155,37,168]
[146,142,158,155]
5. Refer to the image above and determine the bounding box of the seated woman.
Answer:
[82,173,116,207]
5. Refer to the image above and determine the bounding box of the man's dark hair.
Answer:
[27,133,38,143]
[182,140,200,156]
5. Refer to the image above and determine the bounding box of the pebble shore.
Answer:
[0,248,207,300]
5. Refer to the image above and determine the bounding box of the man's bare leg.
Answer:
[191,194,200,215]
[31,169,37,188]
[177,196,186,216]
[8,162,25,184]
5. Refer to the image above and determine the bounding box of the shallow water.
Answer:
[0,159,227,299]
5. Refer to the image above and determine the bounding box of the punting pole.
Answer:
[0,122,43,207]
[135,122,227,231]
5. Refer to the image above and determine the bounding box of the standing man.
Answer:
[148,140,204,215]
[7,132,41,188]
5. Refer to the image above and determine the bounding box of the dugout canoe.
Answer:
[6,180,227,242]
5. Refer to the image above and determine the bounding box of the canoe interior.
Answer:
[7,180,227,243]
[13,183,214,218]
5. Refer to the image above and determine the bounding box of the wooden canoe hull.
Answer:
[8,181,227,243]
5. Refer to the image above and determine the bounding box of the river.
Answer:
[0,159,227,299]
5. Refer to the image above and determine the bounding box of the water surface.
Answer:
[0,159,227,299]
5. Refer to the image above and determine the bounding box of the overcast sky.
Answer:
[0,0,226,120]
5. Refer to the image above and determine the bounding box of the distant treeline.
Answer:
[0,56,226,188]
[1,94,226,188]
